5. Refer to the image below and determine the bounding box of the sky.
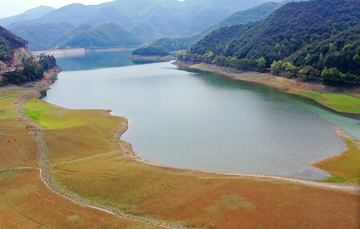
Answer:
[0,0,113,19]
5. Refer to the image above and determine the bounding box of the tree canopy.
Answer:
[132,46,171,56]
[181,0,360,86]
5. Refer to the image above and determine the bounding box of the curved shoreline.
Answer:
[112,118,359,195]
[173,60,360,115]
[35,73,359,195]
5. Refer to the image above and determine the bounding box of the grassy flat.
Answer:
[53,153,359,229]
[313,138,360,181]
[23,98,89,130]
[0,90,38,168]
[45,124,120,164]
[289,90,360,113]
[13,85,359,228]
[0,169,161,229]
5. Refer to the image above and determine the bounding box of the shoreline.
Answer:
[112,118,359,194]
[33,65,359,192]
[127,54,175,61]
[173,60,360,115]
[30,81,359,194]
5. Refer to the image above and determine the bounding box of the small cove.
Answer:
[43,50,360,180]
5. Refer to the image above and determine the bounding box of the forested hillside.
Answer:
[151,0,300,51]
[132,46,171,56]
[0,27,58,86]
[150,38,191,51]
[0,26,27,61]
[10,23,75,51]
[63,23,142,49]
[180,0,360,86]
[6,0,284,45]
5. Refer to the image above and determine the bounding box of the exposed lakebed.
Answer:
[43,50,360,180]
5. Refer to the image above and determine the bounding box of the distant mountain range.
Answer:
[0,6,54,27]
[180,0,360,86]
[2,0,285,50]
[63,23,142,49]
[151,0,304,51]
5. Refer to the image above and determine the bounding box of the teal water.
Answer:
[44,50,360,180]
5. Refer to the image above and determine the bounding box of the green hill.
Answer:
[0,26,58,86]
[64,23,143,49]
[132,46,171,56]
[150,38,191,51]
[0,26,27,61]
[180,0,360,86]
[6,0,285,44]
[151,0,301,51]
[10,22,75,51]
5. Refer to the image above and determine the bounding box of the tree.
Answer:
[257,57,267,72]
[353,54,360,66]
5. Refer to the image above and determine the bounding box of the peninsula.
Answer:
[127,45,175,61]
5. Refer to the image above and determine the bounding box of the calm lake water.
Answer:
[43,50,360,180]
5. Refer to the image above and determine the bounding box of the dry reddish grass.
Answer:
[53,154,360,229]
[0,169,162,229]
[45,124,120,164]
[0,118,38,168]
[0,90,38,169]
[13,87,359,229]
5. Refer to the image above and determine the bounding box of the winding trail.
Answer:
[14,88,186,229]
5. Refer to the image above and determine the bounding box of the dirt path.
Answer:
[14,86,186,229]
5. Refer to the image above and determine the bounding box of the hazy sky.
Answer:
[0,0,113,19]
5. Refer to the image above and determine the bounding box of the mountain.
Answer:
[180,0,360,86]
[0,6,54,27]
[53,24,94,48]
[63,23,143,49]
[0,26,28,61]
[10,23,75,51]
[150,38,191,51]
[151,0,303,51]
[192,0,304,43]
[0,26,59,86]
[6,0,285,44]
[132,46,171,56]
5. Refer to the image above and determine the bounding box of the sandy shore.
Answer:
[173,60,360,94]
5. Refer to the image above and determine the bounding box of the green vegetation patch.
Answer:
[288,90,360,114]
[23,98,90,129]
[312,139,360,181]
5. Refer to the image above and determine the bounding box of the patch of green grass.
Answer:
[313,138,360,181]
[323,175,351,183]
[288,90,324,102]
[288,90,360,113]
[23,98,55,110]
[23,98,89,130]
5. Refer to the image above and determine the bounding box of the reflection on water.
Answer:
[44,51,360,180]
[57,50,135,71]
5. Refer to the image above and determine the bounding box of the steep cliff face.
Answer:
[0,26,61,85]
[12,47,33,66]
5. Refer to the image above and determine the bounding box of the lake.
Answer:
[43,50,360,180]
